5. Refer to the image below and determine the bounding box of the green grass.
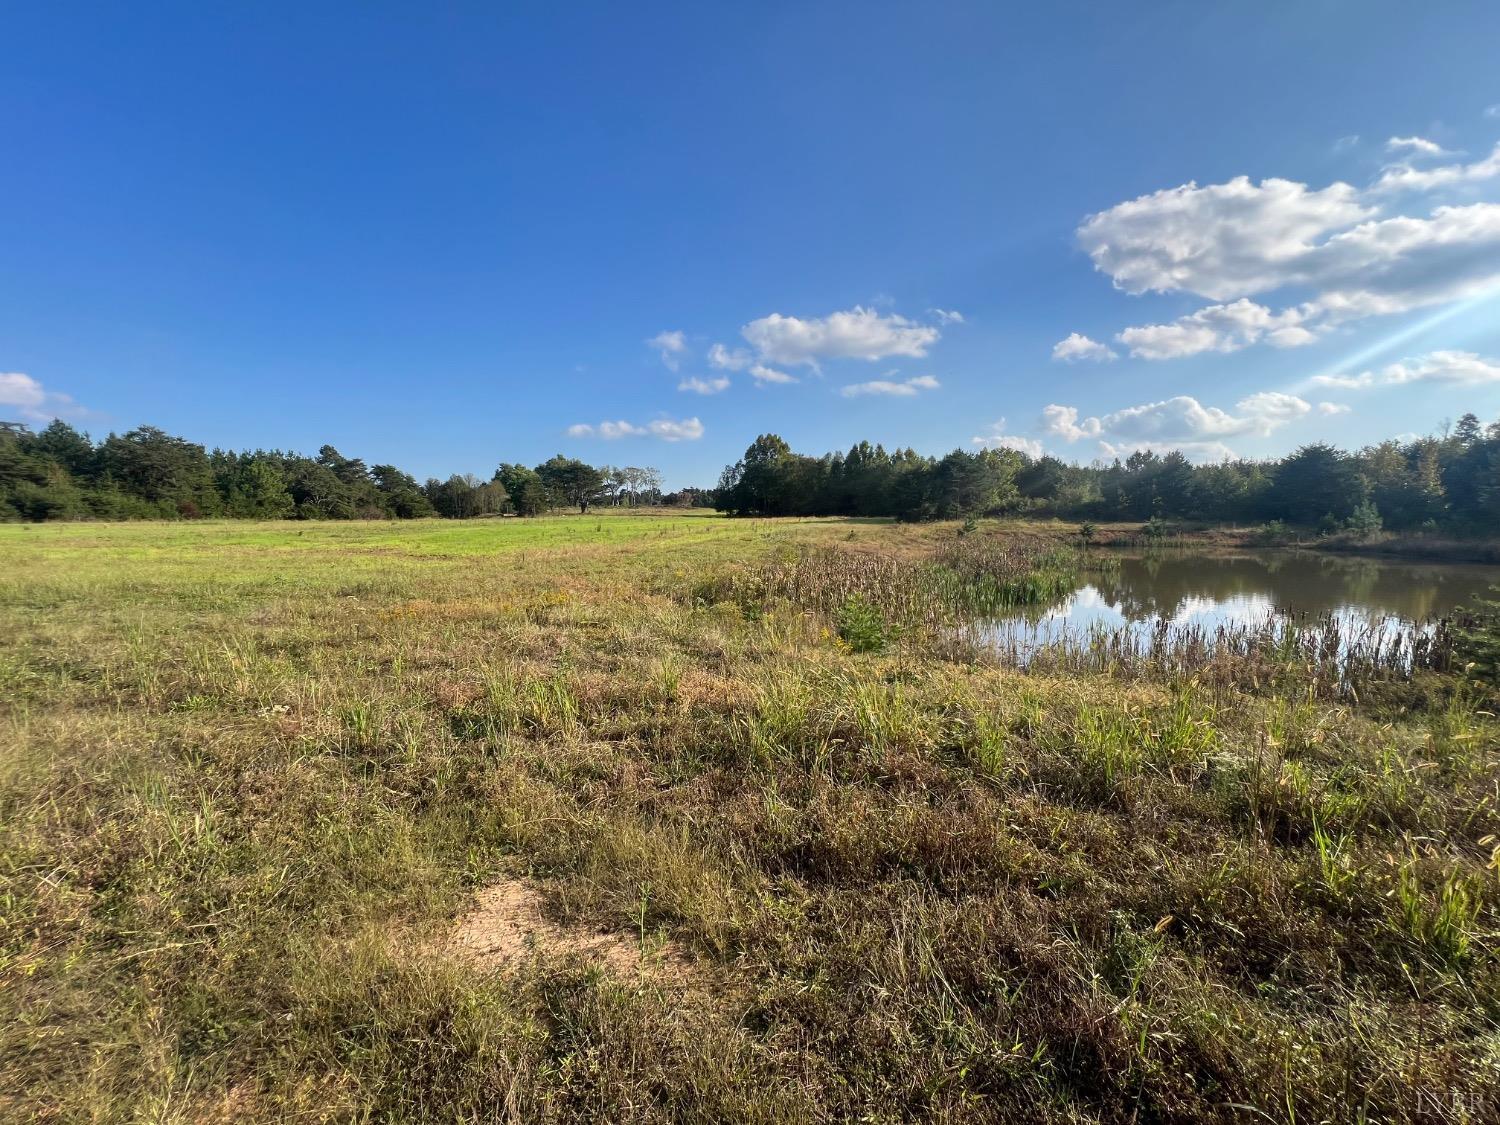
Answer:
[2,511,1497,1122]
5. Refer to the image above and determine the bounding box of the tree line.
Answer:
[0,420,699,521]
[715,413,1500,532]
[7,411,1499,531]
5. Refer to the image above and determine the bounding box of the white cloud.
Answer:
[1236,391,1314,428]
[569,416,704,441]
[840,374,940,397]
[1374,142,1500,193]
[1077,175,1373,300]
[647,417,704,441]
[750,363,798,385]
[929,308,965,324]
[0,372,47,410]
[1332,134,1361,153]
[1315,349,1500,390]
[1116,298,1317,360]
[1074,160,1500,358]
[1051,332,1118,363]
[1385,136,1454,159]
[707,343,751,371]
[0,372,90,425]
[1105,202,1500,356]
[678,375,730,395]
[1487,105,1500,120]
[741,306,940,367]
[599,420,644,438]
[1294,202,1500,319]
[647,330,687,371]
[1041,391,1312,457]
[1041,404,1102,441]
[1093,394,1281,439]
[1098,439,1240,462]
[1317,401,1352,415]
[972,419,1043,456]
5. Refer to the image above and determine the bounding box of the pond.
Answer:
[975,549,1500,667]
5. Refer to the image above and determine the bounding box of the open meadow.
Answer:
[3,510,1498,1123]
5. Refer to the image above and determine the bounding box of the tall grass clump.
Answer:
[695,533,1083,644]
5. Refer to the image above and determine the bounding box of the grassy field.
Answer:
[3,511,1498,1123]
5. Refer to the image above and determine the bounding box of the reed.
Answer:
[696,534,1084,636]
[970,609,1462,699]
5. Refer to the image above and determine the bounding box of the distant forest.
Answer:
[4,411,1499,532]
[0,420,706,522]
[714,412,1500,532]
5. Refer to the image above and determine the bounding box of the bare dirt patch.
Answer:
[453,875,689,981]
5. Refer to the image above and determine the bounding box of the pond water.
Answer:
[976,549,1499,663]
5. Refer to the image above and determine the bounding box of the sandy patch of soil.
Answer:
[453,876,688,980]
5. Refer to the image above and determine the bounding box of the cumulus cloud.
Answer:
[741,306,940,367]
[1040,404,1103,442]
[840,374,940,397]
[568,416,704,441]
[1051,332,1118,363]
[678,375,730,395]
[750,364,798,386]
[647,330,687,371]
[1374,142,1500,193]
[1385,136,1455,159]
[0,372,89,425]
[971,419,1043,457]
[1318,401,1352,415]
[1074,161,1500,358]
[647,417,705,441]
[0,372,47,410]
[1292,202,1500,320]
[707,343,752,371]
[929,308,965,324]
[1236,391,1315,428]
[1041,391,1312,459]
[1116,299,1317,359]
[1313,349,1500,390]
[1077,175,1373,300]
[1100,439,1240,462]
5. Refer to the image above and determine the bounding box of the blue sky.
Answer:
[3,1,1499,487]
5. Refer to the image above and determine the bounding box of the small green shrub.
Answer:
[1346,500,1383,539]
[1253,519,1292,545]
[1456,585,1500,686]
[835,595,891,653]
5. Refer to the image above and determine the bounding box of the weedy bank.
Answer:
[2,512,1497,1123]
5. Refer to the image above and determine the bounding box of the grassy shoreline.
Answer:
[3,512,1497,1122]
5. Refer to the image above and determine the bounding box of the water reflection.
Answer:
[1057,551,1492,625]
[978,550,1498,660]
